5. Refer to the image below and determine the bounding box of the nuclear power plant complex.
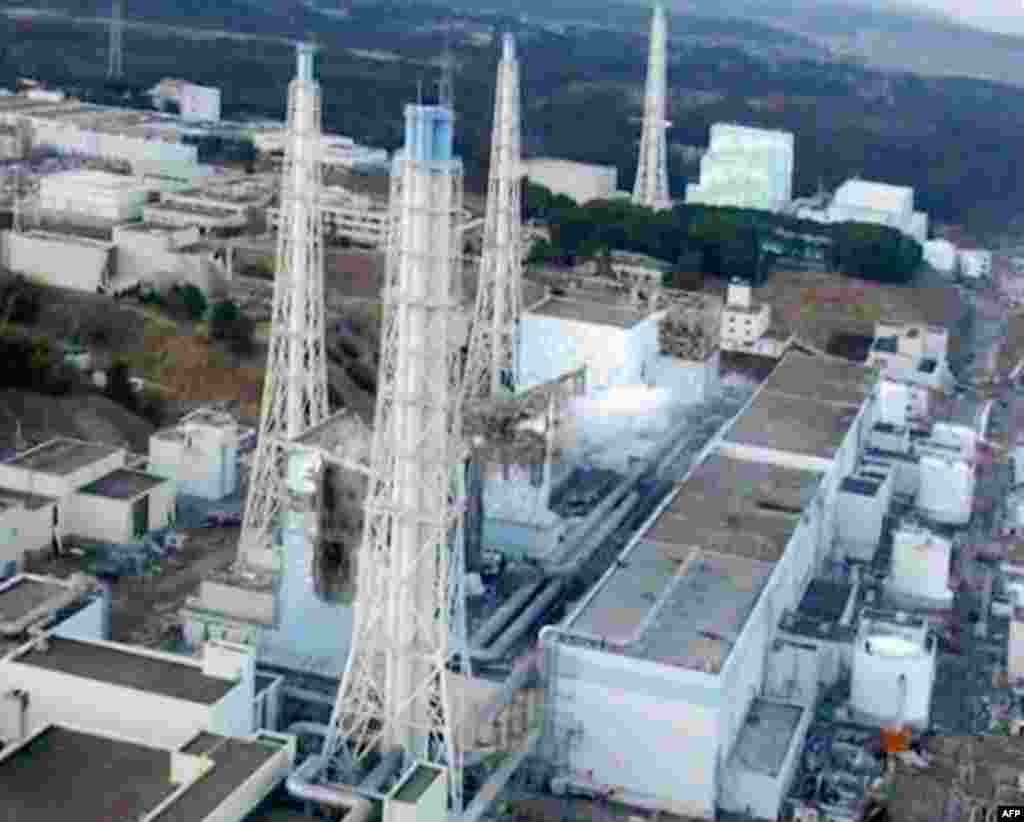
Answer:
[0,3,1023,822]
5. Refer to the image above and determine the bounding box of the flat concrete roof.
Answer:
[77,468,166,500]
[13,636,235,704]
[0,577,68,625]
[760,352,871,406]
[0,726,279,822]
[0,725,176,822]
[724,391,862,460]
[154,734,278,822]
[729,699,804,778]
[5,438,120,476]
[527,294,652,329]
[568,452,821,671]
[645,453,823,564]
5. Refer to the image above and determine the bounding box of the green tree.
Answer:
[105,358,136,409]
[167,283,208,321]
[209,299,255,356]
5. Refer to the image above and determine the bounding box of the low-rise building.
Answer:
[112,222,230,295]
[825,178,928,244]
[149,407,239,502]
[719,279,788,358]
[149,78,222,122]
[524,158,618,205]
[866,320,953,394]
[685,123,794,214]
[38,169,153,222]
[1,228,115,293]
[0,438,174,560]
[269,185,389,248]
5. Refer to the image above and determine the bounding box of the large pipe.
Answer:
[286,755,373,822]
[471,579,564,663]
[463,730,542,822]
[546,490,642,577]
[470,580,545,650]
[282,686,337,707]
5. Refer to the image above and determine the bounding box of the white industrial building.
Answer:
[719,279,789,358]
[0,579,293,822]
[38,169,153,222]
[958,248,992,281]
[112,222,230,295]
[519,289,664,391]
[867,320,953,396]
[524,158,618,205]
[268,185,390,248]
[826,178,929,245]
[542,352,873,819]
[0,438,174,564]
[684,123,794,214]
[149,407,239,502]
[249,126,388,170]
[887,519,954,608]
[582,250,672,287]
[149,78,222,122]
[1,229,114,293]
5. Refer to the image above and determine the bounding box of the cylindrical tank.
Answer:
[877,380,909,428]
[917,456,973,525]
[890,527,952,602]
[851,632,934,726]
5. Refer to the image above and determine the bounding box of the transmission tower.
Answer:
[107,0,124,81]
[237,43,329,570]
[323,104,469,810]
[463,33,522,402]
[632,0,671,211]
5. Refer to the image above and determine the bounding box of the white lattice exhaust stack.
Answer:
[323,104,469,811]
[632,1,672,211]
[463,33,523,401]
[238,43,329,570]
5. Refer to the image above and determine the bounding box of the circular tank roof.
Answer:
[869,634,918,657]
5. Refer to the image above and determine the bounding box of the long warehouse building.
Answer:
[541,352,874,819]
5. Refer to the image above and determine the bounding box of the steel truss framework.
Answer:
[463,33,523,403]
[632,1,672,211]
[238,44,329,569]
[324,109,469,812]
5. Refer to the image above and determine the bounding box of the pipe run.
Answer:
[470,580,545,650]
[462,730,542,822]
[286,748,405,816]
[471,579,565,663]
[282,685,337,707]
[287,756,371,822]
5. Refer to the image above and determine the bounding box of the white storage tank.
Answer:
[917,455,973,525]
[888,522,953,606]
[877,380,910,427]
[850,613,935,728]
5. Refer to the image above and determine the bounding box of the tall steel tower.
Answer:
[323,105,468,810]
[238,43,329,569]
[107,0,124,81]
[463,33,522,401]
[632,1,671,211]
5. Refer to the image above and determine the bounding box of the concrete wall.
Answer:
[64,493,132,543]
[720,703,811,821]
[0,645,218,749]
[0,447,126,499]
[205,736,294,822]
[525,159,617,205]
[520,313,629,391]
[149,430,238,501]
[650,352,719,404]
[115,233,228,296]
[0,502,56,571]
[1,231,111,293]
[148,479,177,531]
[546,639,721,819]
